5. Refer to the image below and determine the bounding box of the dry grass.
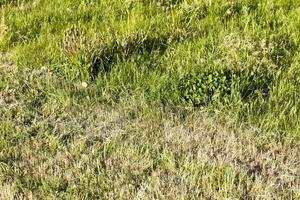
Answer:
[0,68,299,199]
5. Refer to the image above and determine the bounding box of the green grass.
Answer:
[1,0,300,199]
[2,0,300,133]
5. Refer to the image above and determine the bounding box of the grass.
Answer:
[0,0,300,199]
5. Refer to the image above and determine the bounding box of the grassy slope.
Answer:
[0,0,300,199]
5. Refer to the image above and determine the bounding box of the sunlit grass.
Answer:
[1,0,300,198]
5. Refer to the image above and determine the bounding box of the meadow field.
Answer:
[0,0,300,199]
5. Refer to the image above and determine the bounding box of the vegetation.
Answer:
[0,0,300,199]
